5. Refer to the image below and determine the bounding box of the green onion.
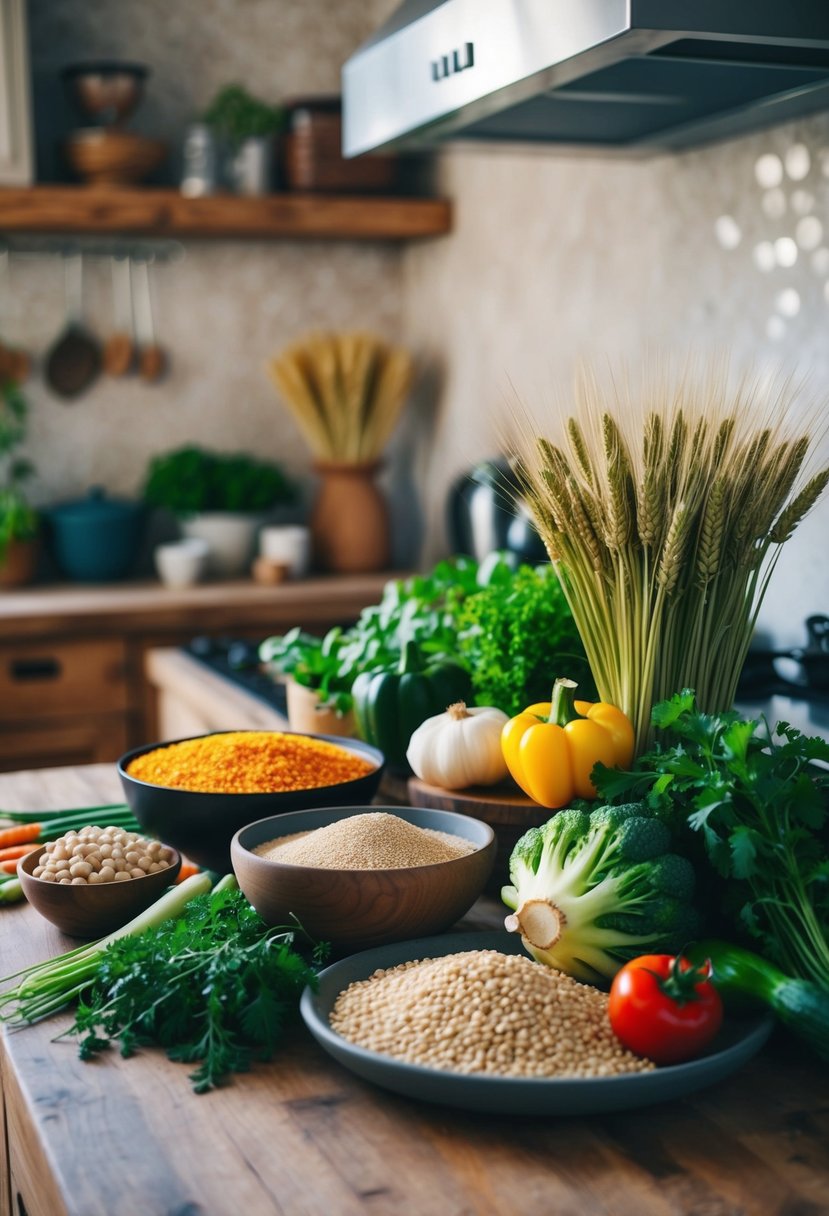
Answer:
[0,872,213,1025]
[0,875,23,904]
[0,803,131,823]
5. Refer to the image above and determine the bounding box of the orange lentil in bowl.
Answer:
[125,731,375,794]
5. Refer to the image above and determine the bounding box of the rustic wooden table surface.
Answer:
[1,764,828,1216]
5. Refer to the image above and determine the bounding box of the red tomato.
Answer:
[608,953,724,1065]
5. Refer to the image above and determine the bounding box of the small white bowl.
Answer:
[154,538,210,588]
[259,525,310,578]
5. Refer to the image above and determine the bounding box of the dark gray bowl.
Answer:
[301,931,774,1116]
[118,731,384,873]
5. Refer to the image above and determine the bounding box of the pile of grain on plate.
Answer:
[253,812,476,870]
[330,949,655,1078]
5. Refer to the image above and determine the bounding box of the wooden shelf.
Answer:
[0,185,451,241]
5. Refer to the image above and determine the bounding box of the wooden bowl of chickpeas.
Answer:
[18,825,181,938]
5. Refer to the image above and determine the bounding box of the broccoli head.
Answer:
[502,801,700,984]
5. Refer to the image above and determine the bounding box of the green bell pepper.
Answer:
[352,640,473,769]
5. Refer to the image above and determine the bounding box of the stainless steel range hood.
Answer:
[342,0,829,157]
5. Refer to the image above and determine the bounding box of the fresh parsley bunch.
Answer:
[594,689,829,989]
[457,563,593,718]
[71,887,328,1093]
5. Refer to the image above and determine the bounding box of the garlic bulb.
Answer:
[406,702,509,790]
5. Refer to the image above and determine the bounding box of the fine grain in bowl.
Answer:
[118,730,384,872]
[231,805,495,950]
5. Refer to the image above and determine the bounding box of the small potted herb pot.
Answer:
[143,446,298,579]
[203,85,285,195]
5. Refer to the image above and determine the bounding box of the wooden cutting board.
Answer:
[407,776,546,823]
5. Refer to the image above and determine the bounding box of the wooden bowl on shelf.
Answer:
[18,844,182,938]
[231,805,495,952]
[65,129,167,187]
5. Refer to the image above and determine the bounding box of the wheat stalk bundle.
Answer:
[266,331,413,463]
[513,365,829,751]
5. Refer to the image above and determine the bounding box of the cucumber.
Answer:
[687,939,829,1062]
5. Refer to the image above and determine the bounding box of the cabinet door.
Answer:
[0,639,130,721]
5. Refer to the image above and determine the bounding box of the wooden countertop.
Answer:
[0,574,393,639]
[1,765,828,1216]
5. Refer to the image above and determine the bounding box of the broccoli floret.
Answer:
[501,801,700,984]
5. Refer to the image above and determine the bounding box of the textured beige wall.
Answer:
[403,116,829,645]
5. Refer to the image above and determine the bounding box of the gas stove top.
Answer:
[185,636,287,716]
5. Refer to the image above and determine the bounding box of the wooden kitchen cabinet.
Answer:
[0,575,390,769]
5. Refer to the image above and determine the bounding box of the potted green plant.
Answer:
[260,626,356,737]
[143,446,298,578]
[0,380,38,589]
[203,84,285,195]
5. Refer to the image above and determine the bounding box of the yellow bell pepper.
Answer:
[501,678,634,808]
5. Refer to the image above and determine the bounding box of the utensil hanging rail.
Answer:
[0,235,185,263]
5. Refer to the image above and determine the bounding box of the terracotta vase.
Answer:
[310,460,391,573]
[0,537,39,589]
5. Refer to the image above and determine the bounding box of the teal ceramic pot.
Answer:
[48,488,146,582]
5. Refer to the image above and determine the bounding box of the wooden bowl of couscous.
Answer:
[230,805,496,950]
[117,730,384,873]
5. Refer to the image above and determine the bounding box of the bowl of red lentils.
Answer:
[117,730,385,873]
[230,805,496,950]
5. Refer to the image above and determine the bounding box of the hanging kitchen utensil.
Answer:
[133,255,166,383]
[102,254,135,377]
[45,252,101,399]
[0,246,31,383]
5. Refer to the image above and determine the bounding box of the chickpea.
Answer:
[34,824,171,887]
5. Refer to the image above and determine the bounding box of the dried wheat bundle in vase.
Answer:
[266,331,414,463]
[513,365,829,751]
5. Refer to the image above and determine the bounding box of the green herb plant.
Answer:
[143,446,297,516]
[0,380,37,564]
[260,555,484,712]
[204,85,284,144]
[593,690,829,990]
[456,562,592,717]
[69,885,328,1093]
[260,554,589,718]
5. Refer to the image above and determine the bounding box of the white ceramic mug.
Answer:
[154,538,210,588]
[259,525,311,578]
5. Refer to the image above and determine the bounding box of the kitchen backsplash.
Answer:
[4,0,828,645]
[403,114,829,647]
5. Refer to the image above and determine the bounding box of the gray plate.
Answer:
[300,931,773,1116]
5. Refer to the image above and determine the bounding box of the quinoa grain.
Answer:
[330,950,654,1078]
[253,812,475,869]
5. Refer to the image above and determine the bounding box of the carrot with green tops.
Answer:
[0,824,41,849]
[0,844,38,862]
[0,860,21,874]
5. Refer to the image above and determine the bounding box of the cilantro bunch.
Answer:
[594,690,829,989]
[70,887,328,1093]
